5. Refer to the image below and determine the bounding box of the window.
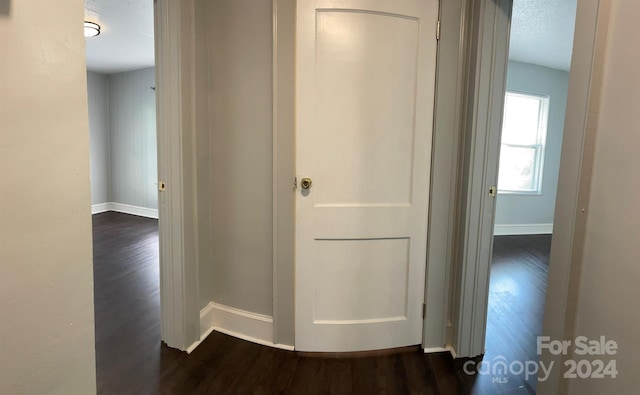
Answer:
[498,91,549,194]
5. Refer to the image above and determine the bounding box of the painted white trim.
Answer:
[493,223,553,235]
[202,302,272,342]
[91,202,111,214]
[200,301,218,334]
[91,202,159,219]
[109,202,158,219]
[454,0,512,358]
[272,343,295,351]
[154,0,201,351]
[423,344,458,360]
[198,302,295,352]
[214,327,295,351]
[423,0,467,351]
[423,346,448,353]
[446,344,458,359]
[186,326,215,354]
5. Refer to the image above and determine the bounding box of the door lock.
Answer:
[300,178,313,190]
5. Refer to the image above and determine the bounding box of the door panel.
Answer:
[313,238,410,323]
[295,0,438,352]
[314,10,419,206]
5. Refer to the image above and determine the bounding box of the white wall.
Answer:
[87,71,111,205]
[195,0,214,311]
[87,68,158,214]
[494,60,569,234]
[0,0,96,393]
[567,0,640,392]
[108,68,158,210]
[204,0,274,316]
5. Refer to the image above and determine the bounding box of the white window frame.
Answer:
[498,91,550,195]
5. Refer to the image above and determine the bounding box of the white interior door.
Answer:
[295,0,439,352]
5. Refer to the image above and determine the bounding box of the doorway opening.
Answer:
[480,0,578,393]
[84,1,160,393]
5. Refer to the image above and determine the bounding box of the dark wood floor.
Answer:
[93,212,161,394]
[478,234,551,395]
[93,212,549,394]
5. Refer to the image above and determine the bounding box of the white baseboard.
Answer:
[446,344,458,359]
[195,302,294,353]
[423,345,458,360]
[110,202,158,219]
[493,223,553,236]
[186,326,215,354]
[91,202,158,219]
[423,346,448,353]
[91,202,111,214]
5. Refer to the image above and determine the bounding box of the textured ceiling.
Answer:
[509,0,577,71]
[84,0,576,75]
[84,0,154,74]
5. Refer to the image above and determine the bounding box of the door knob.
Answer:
[300,177,313,190]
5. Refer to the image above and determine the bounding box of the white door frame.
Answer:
[449,0,606,389]
[422,0,468,352]
[450,0,513,358]
[154,0,299,352]
[154,0,201,351]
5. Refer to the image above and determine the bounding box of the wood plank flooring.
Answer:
[93,212,161,394]
[92,212,550,394]
[474,234,551,395]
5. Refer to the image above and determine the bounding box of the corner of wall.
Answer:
[105,73,113,203]
[191,301,293,354]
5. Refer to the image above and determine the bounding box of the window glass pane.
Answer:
[501,93,542,145]
[498,145,538,191]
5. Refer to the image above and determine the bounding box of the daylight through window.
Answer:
[498,91,549,194]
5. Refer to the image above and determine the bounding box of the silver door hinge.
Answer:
[293,177,297,190]
[489,186,497,197]
[436,20,441,40]
[422,303,426,319]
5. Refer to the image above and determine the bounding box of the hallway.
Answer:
[92,212,471,394]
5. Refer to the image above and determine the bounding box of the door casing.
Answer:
[447,0,607,391]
